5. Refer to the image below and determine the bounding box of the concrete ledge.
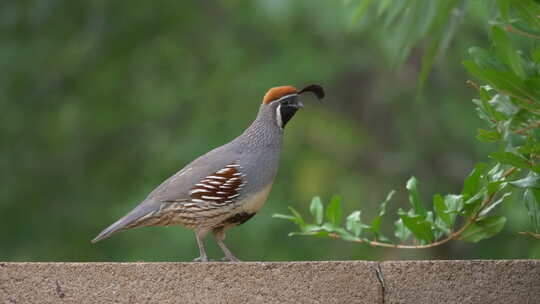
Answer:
[0,260,538,303]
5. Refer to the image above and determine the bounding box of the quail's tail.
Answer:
[91,201,157,243]
[91,215,132,243]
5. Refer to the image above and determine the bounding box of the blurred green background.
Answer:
[2,0,539,261]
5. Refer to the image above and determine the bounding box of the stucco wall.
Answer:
[1,260,539,303]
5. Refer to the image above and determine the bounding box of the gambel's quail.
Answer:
[92,84,325,261]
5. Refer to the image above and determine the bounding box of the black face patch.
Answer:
[223,212,256,225]
[279,105,298,128]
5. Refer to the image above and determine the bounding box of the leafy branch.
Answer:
[274,166,518,249]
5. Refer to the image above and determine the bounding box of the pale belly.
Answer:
[239,183,273,214]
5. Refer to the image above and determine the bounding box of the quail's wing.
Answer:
[148,147,245,206]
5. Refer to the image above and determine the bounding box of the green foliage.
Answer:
[310,197,324,225]
[524,188,540,233]
[274,169,513,247]
[458,216,507,242]
[465,0,540,235]
[275,0,540,248]
[348,0,466,84]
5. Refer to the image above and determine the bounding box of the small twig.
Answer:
[466,80,480,91]
[499,90,537,106]
[505,25,540,40]
[515,121,540,134]
[323,167,517,249]
[466,81,540,114]
[518,231,540,239]
[465,80,536,105]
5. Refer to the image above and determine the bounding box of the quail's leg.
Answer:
[192,230,210,262]
[213,227,240,262]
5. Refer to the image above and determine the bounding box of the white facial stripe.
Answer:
[276,104,283,128]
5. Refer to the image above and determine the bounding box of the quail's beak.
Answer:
[295,100,304,109]
[290,96,304,109]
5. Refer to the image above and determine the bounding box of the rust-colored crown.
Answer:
[262,86,298,104]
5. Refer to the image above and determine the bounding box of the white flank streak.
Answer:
[190,189,209,194]
[217,168,232,174]
[201,196,222,200]
[200,184,216,189]
[227,164,240,167]
[217,191,227,194]
[192,199,205,203]
[208,176,226,180]
[208,181,221,185]
[228,194,240,199]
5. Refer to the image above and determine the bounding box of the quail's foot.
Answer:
[192,256,212,262]
[221,256,240,262]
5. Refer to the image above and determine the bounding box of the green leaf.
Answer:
[532,164,540,174]
[479,192,511,217]
[321,222,336,232]
[458,216,507,242]
[492,26,525,78]
[418,1,461,87]
[462,189,487,217]
[302,224,323,234]
[445,194,463,219]
[482,70,540,105]
[509,172,540,188]
[468,46,505,71]
[325,195,342,226]
[476,129,501,143]
[533,48,540,64]
[346,211,364,237]
[524,188,540,233]
[462,162,487,199]
[433,194,451,229]
[351,0,375,23]
[310,196,324,225]
[487,163,505,181]
[290,226,329,238]
[489,152,529,168]
[334,227,360,241]
[496,0,511,22]
[371,190,395,233]
[463,60,540,104]
[394,218,411,242]
[272,213,298,222]
[487,181,504,196]
[489,94,518,117]
[406,176,427,218]
[287,207,306,228]
[398,209,434,243]
[513,0,540,32]
[463,60,486,81]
